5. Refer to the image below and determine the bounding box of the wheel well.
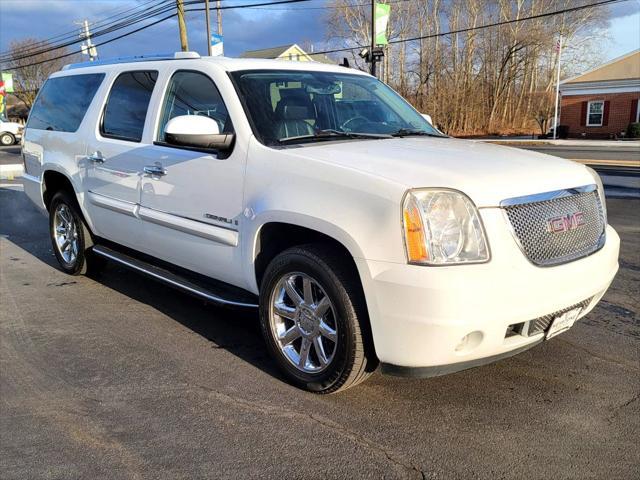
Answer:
[43,171,75,210]
[255,223,358,290]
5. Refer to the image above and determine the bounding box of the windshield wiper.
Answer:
[391,128,446,138]
[277,129,391,144]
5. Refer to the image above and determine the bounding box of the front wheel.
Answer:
[0,132,15,146]
[259,245,377,393]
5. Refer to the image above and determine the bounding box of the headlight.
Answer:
[402,189,490,265]
[586,166,607,225]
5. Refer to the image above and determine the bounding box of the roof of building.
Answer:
[239,44,293,60]
[563,49,640,84]
[239,43,335,64]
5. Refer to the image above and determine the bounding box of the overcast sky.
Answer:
[0,0,638,64]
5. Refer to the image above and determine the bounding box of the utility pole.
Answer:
[552,34,563,140]
[76,19,97,61]
[176,0,189,52]
[205,0,212,56]
[370,0,376,77]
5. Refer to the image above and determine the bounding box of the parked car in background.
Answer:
[0,119,23,145]
[22,52,619,393]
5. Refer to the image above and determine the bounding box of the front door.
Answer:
[138,70,246,287]
[82,70,159,250]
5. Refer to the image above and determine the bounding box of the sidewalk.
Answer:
[476,138,640,149]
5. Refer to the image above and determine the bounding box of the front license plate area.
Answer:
[546,307,582,339]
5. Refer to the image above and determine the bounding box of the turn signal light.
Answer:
[403,198,429,263]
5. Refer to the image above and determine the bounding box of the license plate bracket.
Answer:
[546,307,582,339]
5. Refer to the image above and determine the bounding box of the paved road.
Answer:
[510,144,640,163]
[1,182,638,479]
[0,146,20,166]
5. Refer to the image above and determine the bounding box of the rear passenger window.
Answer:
[27,73,104,132]
[101,71,157,142]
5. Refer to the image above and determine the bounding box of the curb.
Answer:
[0,164,24,180]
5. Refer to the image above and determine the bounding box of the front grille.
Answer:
[509,297,594,337]
[503,188,605,266]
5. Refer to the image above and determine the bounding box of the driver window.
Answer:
[158,71,232,141]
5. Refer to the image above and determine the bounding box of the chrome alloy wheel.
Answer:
[53,204,79,264]
[269,273,338,373]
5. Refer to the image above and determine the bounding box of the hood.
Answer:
[284,137,594,207]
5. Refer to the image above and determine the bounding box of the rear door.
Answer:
[138,69,246,286]
[82,70,159,249]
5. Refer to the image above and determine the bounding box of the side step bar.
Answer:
[92,245,258,308]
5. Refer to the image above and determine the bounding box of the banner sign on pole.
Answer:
[211,33,224,56]
[1,73,13,93]
[375,3,390,46]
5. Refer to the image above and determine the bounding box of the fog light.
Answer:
[455,331,483,354]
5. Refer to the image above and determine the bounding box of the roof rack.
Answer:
[62,51,201,70]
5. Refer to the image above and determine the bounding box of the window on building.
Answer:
[101,71,158,142]
[636,99,640,123]
[586,100,604,126]
[27,73,105,132]
[157,71,231,142]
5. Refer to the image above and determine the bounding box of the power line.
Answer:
[7,13,179,70]
[1,0,180,63]
[0,0,172,59]
[185,0,311,11]
[296,0,628,59]
[5,0,314,70]
[0,0,195,63]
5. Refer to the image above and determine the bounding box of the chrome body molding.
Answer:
[137,206,238,247]
[87,191,238,247]
[87,191,137,217]
[499,184,597,207]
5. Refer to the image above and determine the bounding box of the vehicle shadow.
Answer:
[0,186,286,383]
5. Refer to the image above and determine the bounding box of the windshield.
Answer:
[230,69,443,145]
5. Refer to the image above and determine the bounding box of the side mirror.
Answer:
[421,113,433,125]
[164,115,234,151]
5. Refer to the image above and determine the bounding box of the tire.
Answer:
[0,132,15,146]
[48,190,103,275]
[259,244,377,393]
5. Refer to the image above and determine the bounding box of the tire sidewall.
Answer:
[49,191,87,275]
[259,250,357,393]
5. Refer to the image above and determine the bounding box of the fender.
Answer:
[242,210,367,294]
[41,164,98,235]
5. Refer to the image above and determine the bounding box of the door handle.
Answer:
[86,152,105,164]
[143,165,167,176]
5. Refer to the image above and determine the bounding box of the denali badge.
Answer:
[547,212,585,233]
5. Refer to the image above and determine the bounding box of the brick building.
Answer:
[559,50,640,139]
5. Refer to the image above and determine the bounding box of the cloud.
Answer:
[0,0,330,61]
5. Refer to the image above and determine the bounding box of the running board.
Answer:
[92,245,258,308]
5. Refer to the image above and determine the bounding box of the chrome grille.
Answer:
[502,186,605,266]
[519,297,594,337]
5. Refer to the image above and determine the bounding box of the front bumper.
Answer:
[356,207,620,374]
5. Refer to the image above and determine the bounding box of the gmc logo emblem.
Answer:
[547,212,585,233]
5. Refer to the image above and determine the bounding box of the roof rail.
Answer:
[62,51,201,70]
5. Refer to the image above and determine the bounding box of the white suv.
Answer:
[22,52,619,393]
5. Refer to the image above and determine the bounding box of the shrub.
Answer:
[626,122,640,138]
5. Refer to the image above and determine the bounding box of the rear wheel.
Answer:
[259,244,377,393]
[48,190,103,275]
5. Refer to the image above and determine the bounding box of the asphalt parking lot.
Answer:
[1,181,639,479]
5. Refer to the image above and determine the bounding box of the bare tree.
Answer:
[326,0,609,136]
[5,39,76,109]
